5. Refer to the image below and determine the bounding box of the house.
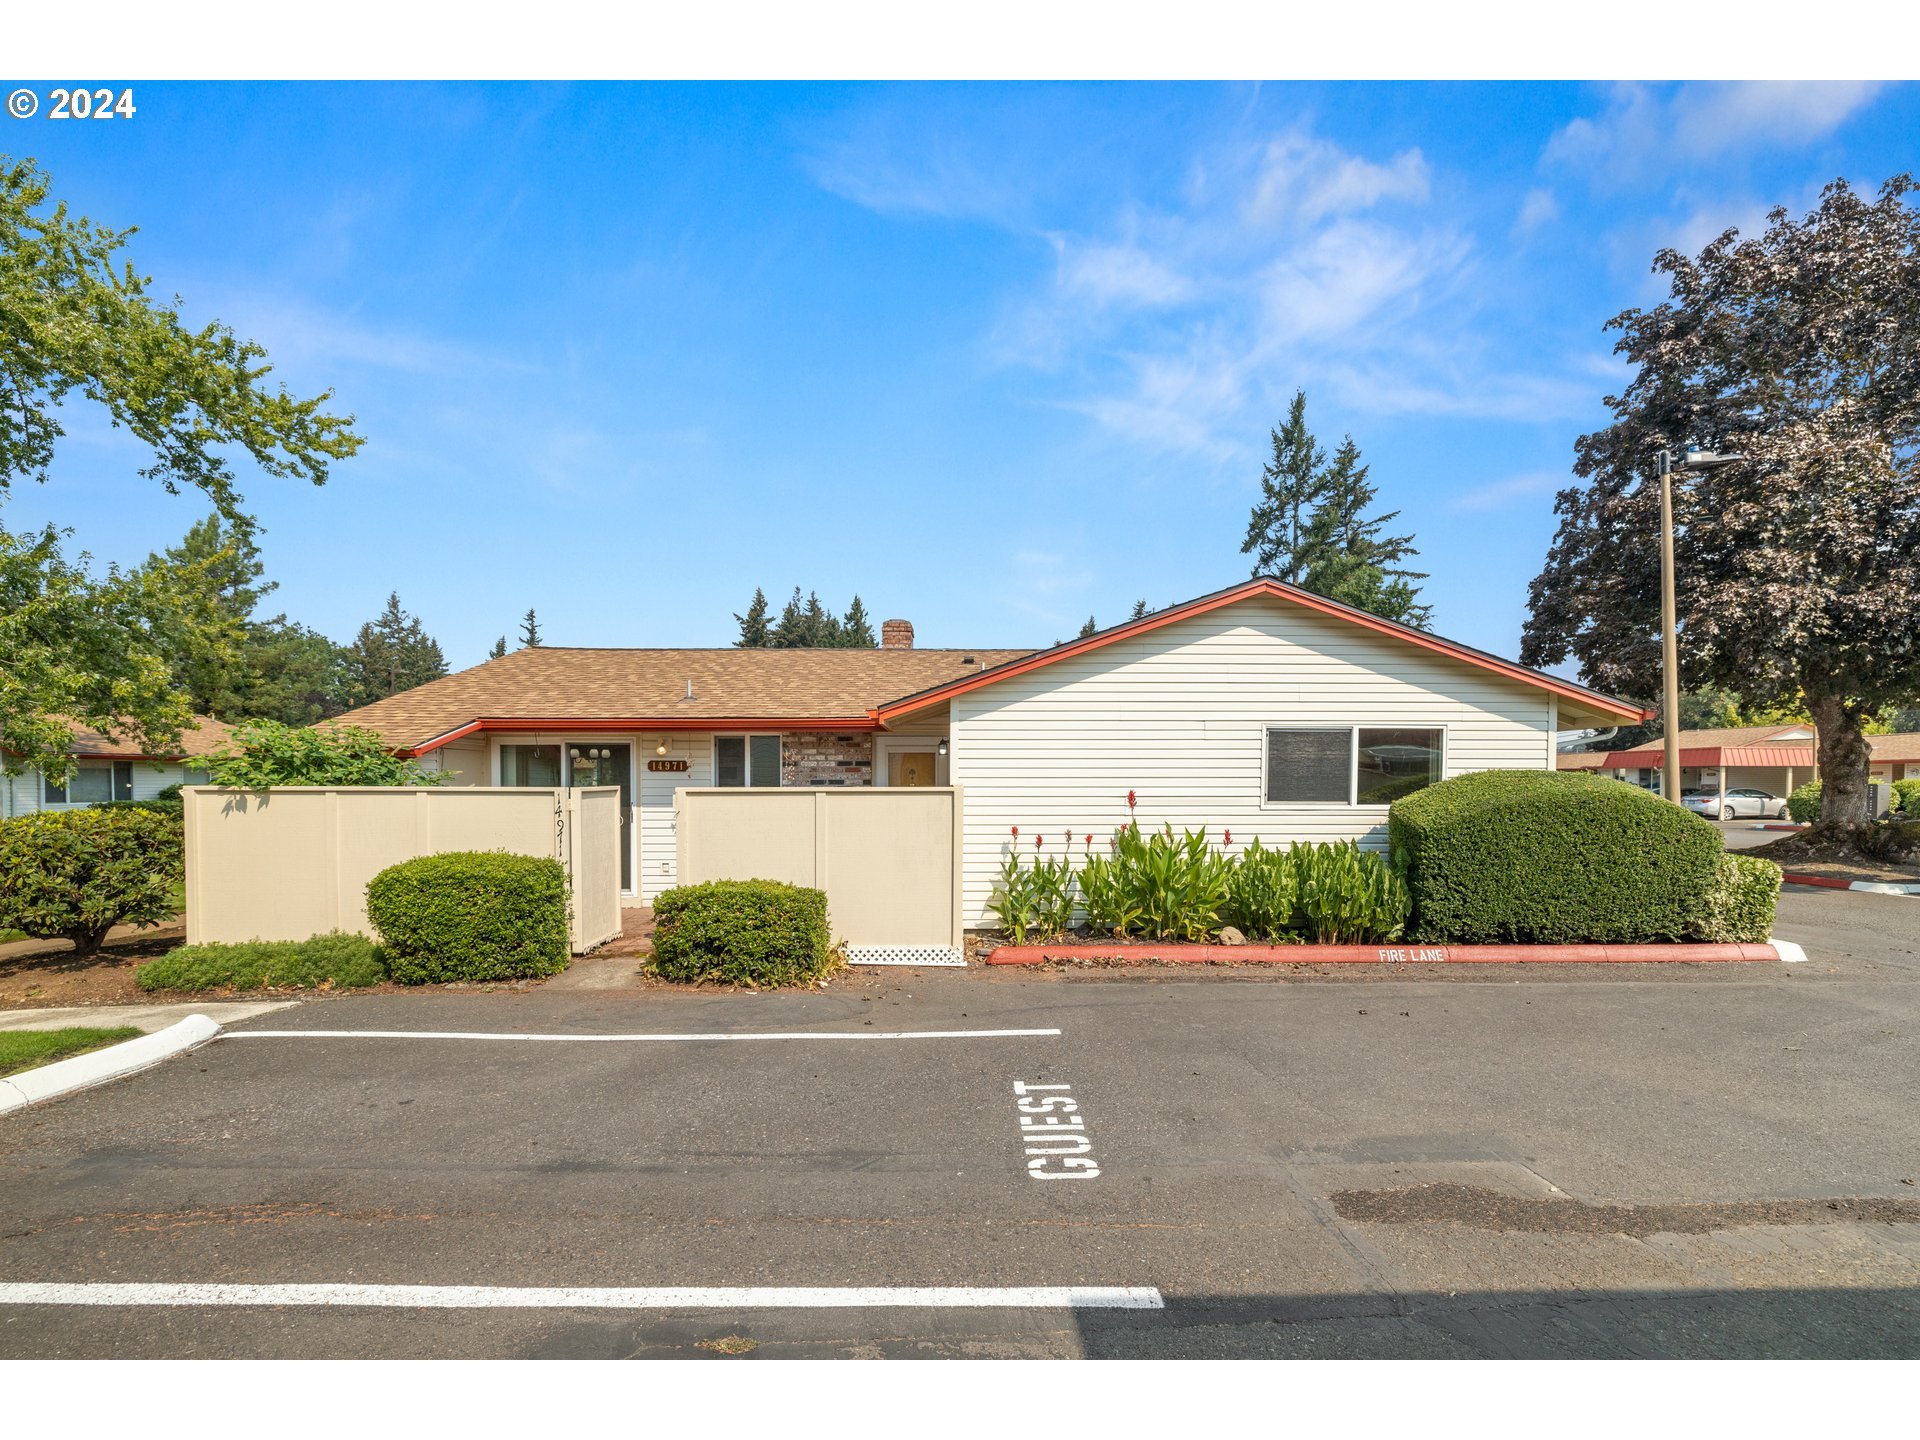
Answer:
[0,716,235,819]
[331,578,1644,926]
[1560,724,1920,813]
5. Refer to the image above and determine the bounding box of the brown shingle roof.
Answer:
[331,647,1034,751]
[1871,732,1920,764]
[56,715,236,761]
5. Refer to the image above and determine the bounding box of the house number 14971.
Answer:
[1014,1081,1099,1180]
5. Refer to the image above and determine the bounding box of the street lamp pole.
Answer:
[1657,449,1681,804]
[1652,446,1744,806]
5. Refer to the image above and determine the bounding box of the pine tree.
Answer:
[1241,392,1431,629]
[771,587,807,647]
[342,593,449,705]
[518,608,542,648]
[841,595,877,648]
[488,636,507,660]
[1077,615,1098,639]
[735,587,772,647]
[1129,599,1150,621]
[801,591,837,647]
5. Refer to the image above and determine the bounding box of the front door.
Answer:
[568,744,634,890]
[888,751,937,787]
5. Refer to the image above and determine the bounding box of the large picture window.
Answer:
[1264,726,1444,806]
[715,734,781,787]
[43,761,133,805]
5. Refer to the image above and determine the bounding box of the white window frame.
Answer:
[712,733,783,788]
[1260,723,1448,809]
[42,760,133,806]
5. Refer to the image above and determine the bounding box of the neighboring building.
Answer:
[0,716,235,819]
[332,578,1643,923]
[1559,724,1920,814]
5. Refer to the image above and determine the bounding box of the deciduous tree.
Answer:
[1522,176,1920,834]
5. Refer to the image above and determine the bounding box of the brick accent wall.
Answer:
[781,733,874,787]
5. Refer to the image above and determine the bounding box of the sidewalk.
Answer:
[0,1000,297,1034]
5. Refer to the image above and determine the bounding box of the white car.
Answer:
[1681,787,1790,820]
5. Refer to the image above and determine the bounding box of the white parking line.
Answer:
[220,1027,1061,1043]
[0,1282,1162,1311]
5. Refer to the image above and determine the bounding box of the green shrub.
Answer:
[0,807,184,955]
[1084,823,1232,941]
[365,851,570,984]
[206,719,448,787]
[138,931,388,992]
[1292,840,1411,943]
[1688,855,1781,943]
[1222,837,1298,941]
[1786,779,1821,823]
[649,879,833,987]
[1891,778,1920,817]
[989,838,1078,942]
[90,797,183,815]
[1388,769,1723,943]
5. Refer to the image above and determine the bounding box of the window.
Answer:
[1264,726,1444,806]
[42,761,133,805]
[500,744,563,786]
[714,734,781,787]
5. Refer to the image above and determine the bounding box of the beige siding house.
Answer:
[0,716,234,820]
[330,579,1643,925]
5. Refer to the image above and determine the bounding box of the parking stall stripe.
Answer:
[0,1282,1162,1311]
[219,1027,1062,1044]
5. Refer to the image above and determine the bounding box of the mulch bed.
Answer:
[1746,830,1920,885]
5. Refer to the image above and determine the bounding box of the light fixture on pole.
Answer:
[1652,446,1744,804]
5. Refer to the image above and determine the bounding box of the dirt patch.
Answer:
[1748,829,1920,883]
[1331,1181,1920,1237]
[0,926,185,1010]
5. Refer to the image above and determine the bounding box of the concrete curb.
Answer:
[0,1014,220,1117]
[1782,872,1920,896]
[986,941,1789,966]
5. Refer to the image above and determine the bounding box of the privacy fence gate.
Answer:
[673,786,964,965]
[182,785,623,954]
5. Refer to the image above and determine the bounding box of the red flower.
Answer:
[1224,829,1233,846]
[1011,825,1019,837]
[1035,834,1043,849]
[1084,834,1093,847]
[1126,789,1137,809]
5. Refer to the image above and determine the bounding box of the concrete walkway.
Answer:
[0,1001,297,1034]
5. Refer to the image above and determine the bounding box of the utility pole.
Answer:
[1657,449,1681,804]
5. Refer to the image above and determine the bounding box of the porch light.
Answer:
[656,739,668,756]
[937,740,948,756]
[569,748,581,759]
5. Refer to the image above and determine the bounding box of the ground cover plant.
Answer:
[0,1026,143,1078]
[137,931,387,992]
[1388,770,1724,943]
[649,879,835,987]
[366,851,571,984]
[0,806,184,955]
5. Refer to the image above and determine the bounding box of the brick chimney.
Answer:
[881,618,915,650]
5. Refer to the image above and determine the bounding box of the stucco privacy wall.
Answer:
[948,596,1557,927]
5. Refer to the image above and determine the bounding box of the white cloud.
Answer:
[1545,82,1885,182]
[1244,132,1430,226]
[1448,471,1567,512]
[1049,236,1195,308]
[1513,187,1559,238]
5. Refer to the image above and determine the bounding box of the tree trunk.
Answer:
[1807,690,1875,834]
[66,925,112,958]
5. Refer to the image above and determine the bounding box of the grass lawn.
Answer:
[0,1026,144,1078]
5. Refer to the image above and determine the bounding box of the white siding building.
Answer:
[1,717,233,820]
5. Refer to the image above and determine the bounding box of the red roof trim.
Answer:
[870,578,1650,724]
[405,715,882,757]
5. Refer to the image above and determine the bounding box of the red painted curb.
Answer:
[986,942,1781,966]
[1780,873,1852,890]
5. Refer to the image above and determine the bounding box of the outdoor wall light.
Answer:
[937,740,949,756]
[569,747,581,759]
[656,739,669,756]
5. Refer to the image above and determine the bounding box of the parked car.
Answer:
[1680,787,1790,820]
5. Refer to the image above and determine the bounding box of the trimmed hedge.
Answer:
[365,851,571,984]
[1388,769,1723,943]
[1786,779,1822,823]
[650,879,834,987]
[139,932,388,992]
[1689,854,1782,943]
[1891,777,1920,817]
[0,806,184,955]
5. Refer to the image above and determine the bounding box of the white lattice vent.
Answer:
[846,945,966,968]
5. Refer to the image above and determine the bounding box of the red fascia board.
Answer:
[404,715,882,757]
[871,578,1649,724]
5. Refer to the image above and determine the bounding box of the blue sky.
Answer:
[7,80,1916,667]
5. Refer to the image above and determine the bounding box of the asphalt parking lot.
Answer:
[2,885,1918,1359]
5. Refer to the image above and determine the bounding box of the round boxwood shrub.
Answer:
[1890,777,1920,817]
[365,851,570,984]
[0,806,184,955]
[1688,854,1782,943]
[1786,779,1821,823]
[1387,769,1723,943]
[649,879,834,988]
